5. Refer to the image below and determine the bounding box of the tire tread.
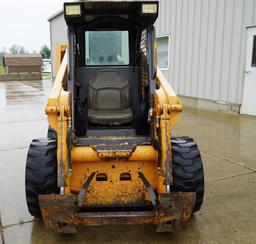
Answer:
[25,138,57,217]
[172,136,204,213]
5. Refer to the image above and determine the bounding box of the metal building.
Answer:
[48,0,256,116]
[48,10,68,77]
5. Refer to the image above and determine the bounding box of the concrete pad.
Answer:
[195,173,256,243]
[3,174,256,244]
[202,153,252,182]
[0,80,49,151]
[0,80,51,228]
[0,120,48,151]
[173,109,256,171]
[0,103,46,125]
[0,148,34,226]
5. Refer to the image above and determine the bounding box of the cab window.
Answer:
[85,31,129,66]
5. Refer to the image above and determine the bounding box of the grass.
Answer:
[0,65,6,74]
[42,72,51,77]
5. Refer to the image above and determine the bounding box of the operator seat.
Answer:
[88,70,133,125]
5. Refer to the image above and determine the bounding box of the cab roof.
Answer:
[64,1,159,28]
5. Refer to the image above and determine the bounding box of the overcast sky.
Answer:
[0,0,74,53]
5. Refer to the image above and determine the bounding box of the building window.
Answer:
[156,36,170,70]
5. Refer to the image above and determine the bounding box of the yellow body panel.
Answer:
[72,146,157,162]
[69,145,157,205]
[70,159,157,206]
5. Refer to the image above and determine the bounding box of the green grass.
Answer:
[0,65,6,74]
[42,72,51,77]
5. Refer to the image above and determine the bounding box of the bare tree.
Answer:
[8,45,29,54]
[19,46,27,54]
[9,44,20,54]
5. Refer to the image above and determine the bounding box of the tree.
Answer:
[9,44,19,54]
[0,47,6,66]
[9,45,28,54]
[19,46,27,54]
[40,45,51,59]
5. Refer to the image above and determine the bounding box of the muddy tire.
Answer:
[47,126,57,140]
[171,137,204,213]
[25,138,57,217]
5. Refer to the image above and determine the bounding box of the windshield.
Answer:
[85,31,129,66]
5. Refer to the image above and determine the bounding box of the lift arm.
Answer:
[45,49,72,192]
[153,67,183,193]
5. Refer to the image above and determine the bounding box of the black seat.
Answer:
[88,70,133,125]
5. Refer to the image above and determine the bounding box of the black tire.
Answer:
[171,136,204,213]
[47,126,57,140]
[25,138,58,217]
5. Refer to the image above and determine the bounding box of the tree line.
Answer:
[0,45,51,59]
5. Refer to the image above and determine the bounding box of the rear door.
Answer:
[241,27,256,116]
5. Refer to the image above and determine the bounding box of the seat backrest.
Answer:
[88,70,130,110]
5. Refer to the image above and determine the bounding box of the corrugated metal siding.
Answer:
[155,0,256,104]
[49,13,68,77]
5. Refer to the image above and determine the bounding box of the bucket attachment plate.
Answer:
[39,192,196,233]
[39,195,78,233]
[156,192,196,232]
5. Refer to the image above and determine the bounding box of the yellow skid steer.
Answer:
[25,1,204,233]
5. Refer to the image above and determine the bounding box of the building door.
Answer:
[241,27,256,116]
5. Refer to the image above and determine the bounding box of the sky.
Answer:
[0,0,73,53]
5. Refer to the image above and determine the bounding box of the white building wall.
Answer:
[49,13,68,77]
[155,0,256,105]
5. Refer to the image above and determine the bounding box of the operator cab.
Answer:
[64,1,159,139]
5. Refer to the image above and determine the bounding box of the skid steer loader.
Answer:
[25,1,204,233]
